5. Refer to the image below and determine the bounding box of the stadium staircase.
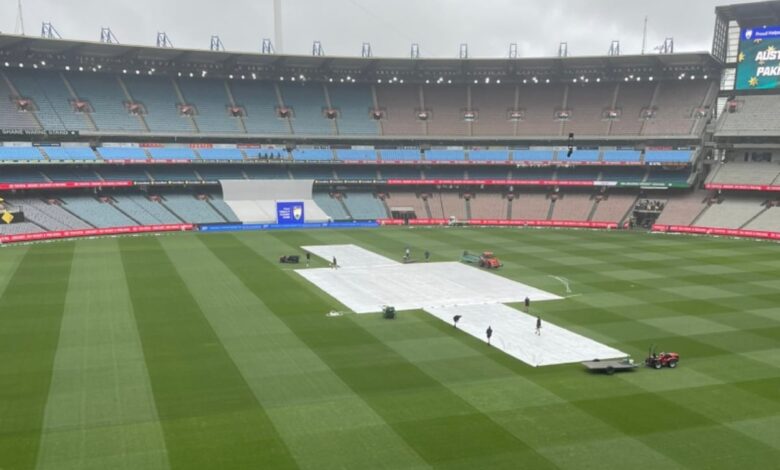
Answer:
[116,75,151,132]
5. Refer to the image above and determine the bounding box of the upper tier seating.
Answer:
[65,72,145,132]
[567,150,600,163]
[279,83,332,135]
[375,85,423,135]
[334,166,378,180]
[122,75,195,134]
[716,95,780,136]
[5,70,90,131]
[515,85,564,136]
[610,82,655,136]
[112,194,181,224]
[0,74,40,131]
[743,206,780,232]
[562,83,614,136]
[514,150,553,162]
[176,78,240,134]
[328,85,378,135]
[195,166,247,181]
[642,80,713,136]
[378,167,421,179]
[148,147,196,160]
[512,193,551,219]
[97,166,151,181]
[289,166,334,180]
[423,86,467,136]
[470,85,516,136]
[229,81,288,134]
[0,167,47,182]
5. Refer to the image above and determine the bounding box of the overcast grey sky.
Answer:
[0,0,760,58]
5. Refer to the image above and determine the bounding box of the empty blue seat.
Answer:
[513,150,553,162]
[645,150,693,163]
[198,148,244,161]
[603,150,641,163]
[380,149,420,161]
[292,149,333,161]
[99,147,148,160]
[337,149,377,161]
[0,147,44,161]
[45,146,97,161]
[148,148,195,160]
[470,150,509,161]
[426,150,465,161]
[567,150,600,162]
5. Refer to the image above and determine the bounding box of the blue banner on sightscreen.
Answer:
[276,201,305,225]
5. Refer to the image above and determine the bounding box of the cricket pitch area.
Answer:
[297,244,626,366]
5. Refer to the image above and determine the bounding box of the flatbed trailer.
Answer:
[582,358,638,375]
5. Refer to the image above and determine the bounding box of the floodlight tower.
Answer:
[558,42,568,57]
[40,22,61,39]
[361,42,372,58]
[608,40,620,56]
[156,32,174,48]
[261,38,275,54]
[410,43,420,59]
[274,0,283,54]
[459,43,468,59]
[14,0,25,35]
[100,27,119,44]
[312,41,324,56]
[210,35,225,51]
[509,43,518,59]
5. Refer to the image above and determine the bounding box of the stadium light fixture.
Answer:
[648,76,653,81]
[596,77,601,83]
[97,64,102,70]
[135,70,140,75]
[484,77,490,84]
[636,77,641,81]
[496,79,501,84]
[291,76,296,81]
[241,75,246,80]
[78,66,83,71]
[18,63,23,68]
[251,73,257,80]
[346,75,351,80]
[122,69,127,74]
[229,74,234,79]
[65,65,70,71]
[447,79,452,84]
[522,79,527,84]
[703,75,708,80]
[399,79,404,83]
[279,76,284,80]
[339,78,344,83]
[41,60,46,66]
[328,78,333,82]
[32,64,38,69]
[377,79,382,83]
[690,75,695,80]
[545,79,550,83]
[3,62,9,67]
[92,67,97,72]
[572,78,577,83]
[425,79,430,84]
[299,74,305,80]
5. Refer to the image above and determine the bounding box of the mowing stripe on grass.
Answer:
[118,237,297,469]
[0,242,74,470]
[36,239,169,470]
[159,235,428,470]
[203,232,557,468]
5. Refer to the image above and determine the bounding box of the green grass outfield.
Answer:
[0,227,778,469]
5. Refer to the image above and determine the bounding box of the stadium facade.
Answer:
[1,0,779,243]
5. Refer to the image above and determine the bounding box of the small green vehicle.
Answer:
[461,251,503,268]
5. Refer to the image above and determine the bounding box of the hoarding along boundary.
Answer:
[198,221,380,232]
[0,224,193,244]
[652,224,780,241]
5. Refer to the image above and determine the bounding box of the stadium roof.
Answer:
[0,34,721,83]
[715,0,780,26]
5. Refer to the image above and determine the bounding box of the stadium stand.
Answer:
[424,167,466,179]
[122,75,195,134]
[550,193,595,220]
[468,167,510,179]
[43,167,100,182]
[378,166,422,179]
[645,150,693,163]
[196,166,247,181]
[468,193,507,219]
[44,146,97,161]
[513,150,554,162]
[289,166,334,180]
[197,148,245,161]
[176,78,240,134]
[342,193,387,220]
[375,85,424,135]
[654,191,709,226]
[425,150,465,161]
[336,149,377,161]
[603,167,646,182]
[7,198,92,230]
[292,149,333,161]
[716,95,780,137]
[470,85,516,136]
[386,192,428,217]
[334,166,379,180]
[279,83,332,135]
[228,81,289,134]
[423,86,467,136]
[113,194,181,224]
[512,192,551,219]
[512,168,555,180]
[0,221,46,235]
[432,192,468,219]
[642,80,714,135]
[161,194,225,223]
[242,166,290,179]
[609,82,655,135]
[0,147,44,161]
[515,85,564,136]
[97,166,151,181]
[208,195,240,222]
[98,147,148,160]
[0,167,47,182]
[380,149,421,161]
[709,161,780,185]
[744,205,780,232]
[0,75,40,131]
[590,194,636,222]
[567,150,600,163]
[603,150,641,163]
[60,196,136,227]
[65,72,145,132]
[148,147,196,160]
[5,70,91,131]
[694,195,766,229]
[313,193,350,220]
[147,166,200,182]
[469,150,509,162]
[327,85,379,135]
[562,83,614,136]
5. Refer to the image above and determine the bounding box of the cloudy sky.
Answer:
[0,0,760,58]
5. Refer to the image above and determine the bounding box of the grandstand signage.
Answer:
[0,129,78,137]
[705,183,780,192]
[386,179,597,187]
[199,221,379,232]
[377,219,617,229]
[276,201,305,225]
[737,25,780,90]
[653,224,780,241]
[0,224,193,244]
[0,181,133,190]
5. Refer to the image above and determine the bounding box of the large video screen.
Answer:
[736,25,780,90]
